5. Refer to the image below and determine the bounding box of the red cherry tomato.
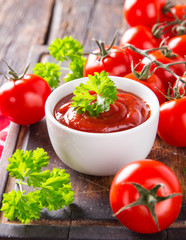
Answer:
[139,50,185,91]
[110,159,182,234]
[168,35,186,59]
[0,74,51,125]
[120,25,160,64]
[123,0,166,29]
[83,46,132,77]
[124,71,166,104]
[158,96,186,147]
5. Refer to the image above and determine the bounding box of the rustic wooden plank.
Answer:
[83,0,126,50]
[47,0,96,45]
[0,0,54,86]
[69,226,167,240]
[0,223,69,239]
[47,0,125,49]
[167,228,186,240]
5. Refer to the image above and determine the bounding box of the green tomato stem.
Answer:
[123,44,186,99]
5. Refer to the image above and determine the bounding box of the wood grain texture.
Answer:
[0,0,54,86]
[47,0,125,49]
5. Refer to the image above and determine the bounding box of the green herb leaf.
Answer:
[33,36,86,85]
[184,159,186,173]
[49,36,84,62]
[27,170,50,188]
[40,168,74,211]
[71,71,118,117]
[1,190,42,224]
[64,56,86,82]
[1,148,74,224]
[33,62,61,88]
[7,148,49,181]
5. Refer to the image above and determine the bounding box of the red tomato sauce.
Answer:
[54,90,150,133]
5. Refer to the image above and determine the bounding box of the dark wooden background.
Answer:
[0,0,185,239]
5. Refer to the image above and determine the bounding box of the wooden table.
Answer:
[0,0,185,239]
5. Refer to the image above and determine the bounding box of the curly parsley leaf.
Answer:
[1,148,74,224]
[27,170,50,188]
[71,71,118,117]
[7,148,49,181]
[1,190,42,224]
[33,62,61,88]
[33,36,86,86]
[49,36,84,62]
[64,56,86,82]
[40,169,74,211]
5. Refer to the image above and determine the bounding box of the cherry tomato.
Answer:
[124,71,166,104]
[168,35,186,59]
[120,25,160,64]
[110,159,182,234]
[139,50,185,91]
[123,0,166,29]
[158,96,186,147]
[83,46,132,77]
[0,74,51,125]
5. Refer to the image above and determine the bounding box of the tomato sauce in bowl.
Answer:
[45,76,159,175]
[54,90,150,133]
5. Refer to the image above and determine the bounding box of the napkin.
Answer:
[0,112,10,158]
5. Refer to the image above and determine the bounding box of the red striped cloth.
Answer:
[0,111,10,158]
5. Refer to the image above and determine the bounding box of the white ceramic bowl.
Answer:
[45,77,159,176]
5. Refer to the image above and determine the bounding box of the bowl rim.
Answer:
[45,76,160,136]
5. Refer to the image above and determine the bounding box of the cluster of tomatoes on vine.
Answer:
[84,0,186,148]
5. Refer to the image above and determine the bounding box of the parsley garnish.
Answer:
[0,148,74,224]
[49,36,83,61]
[33,62,61,89]
[33,36,86,87]
[71,71,118,117]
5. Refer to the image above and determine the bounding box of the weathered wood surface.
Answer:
[0,0,54,86]
[0,0,185,239]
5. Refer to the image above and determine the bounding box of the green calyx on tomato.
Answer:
[161,1,176,15]
[114,182,181,230]
[85,31,118,61]
[158,77,186,100]
[1,59,30,81]
[131,61,152,80]
[158,40,178,58]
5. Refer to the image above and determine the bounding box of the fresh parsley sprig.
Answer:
[33,36,86,88]
[33,62,61,89]
[49,36,84,61]
[0,148,74,224]
[71,71,118,117]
